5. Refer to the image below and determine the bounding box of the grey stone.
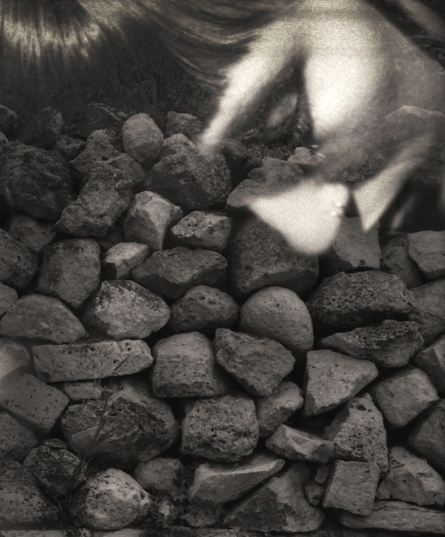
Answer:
[164,111,202,139]
[69,130,120,181]
[102,242,150,279]
[62,380,103,401]
[0,282,17,316]
[181,504,222,528]
[106,153,145,188]
[0,228,38,289]
[33,339,153,382]
[288,147,325,166]
[409,279,445,344]
[188,452,285,505]
[134,457,184,496]
[0,294,88,343]
[95,224,124,251]
[370,367,439,428]
[152,332,230,397]
[170,211,232,252]
[5,213,56,254]
[70,103,125,139]
[122,113,163,166]
[304,350,378,415]
[0,338,31,379]
[132,246,227,301]
[160,133,196,158]
[239,286,313,361]
[381,234,424,288]
[414,333,445,395]
[0,411,38,460]
[214,328,295,396]
[181,392,259,462]
[408,230,445,279]
[83,280,170,339]
[320,319,424,368]
[17,107,63,148]
[0,104,18,136]
[55,134,86,161]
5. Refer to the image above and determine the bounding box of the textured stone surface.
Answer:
[70,103,125,139]
[122,113,163,166]
[170,211,232,253]
[381,234,424,288]
[17,107,63,148]
[5,213,56,254]
[0,282,18,316]
[134,457,184,496]
[0,228,38,289]
[0,411,38,461]
[409,279,445,344]
[408,230,445,279]
[414,333,445,395]
[214,328,295,396]
[0,338,31,379]
[62,379,103,401]
[304,350,378,415]
[164,111,202,139]
[102,242,150,279]
[0,104,18,136]
[55,133,86,160]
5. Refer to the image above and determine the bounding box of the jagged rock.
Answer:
[69,468,153,530]
[222,138,258,184]
[23,439,86,497]
[370,367,439,428]
[62,380,103,401]
[0,142,74,221]
[322,216,381,275]
[407,230,445,279]
[414,333,445,395]
[0,104,18,136]
[230,216,319,296]
[61,378,179,465]
[168,285,238,335]
[307,271,414,332]
[55,133,86,160]
[5,213,56,254]
[164,111,202,139]
[107,153,145,187]
[0,294,88,343]
[181,504,222,528]
[409,279,445,344]
[17,107,63,148]
[134,457,184,496]
[320,319,424,368]
[152,332,230,397]
[70,102,125,139]
[132,246,227,300]
[102,242,150,279]
[122,113,163,166]
[288,147,325,166]
[83,280,170,339]
[36,238,101,309]
[324,393,388,476]
[0,228,38,289]
[304,480,326,506]
[0,282,17,315]
[33,339,153,383]
[181,392,259,462]
[68,129,118,181]
[123,191,183,250]
[0,411,38,460]
[304,350,378,415]
[408,400,445,471]
[188,452,285,505]
[224,462,324,532]
[376,446,445,506]
[265,425,336,464]
[239,286,313,361]
[214,328,295,396]
[337,500,445,534]
[256,381,304,437]
[0,372,69,433]
[322,461,380,516]
[0,460,59,527]
[381,234,424,288]
[170,211,232,252]
[160,133,196,158]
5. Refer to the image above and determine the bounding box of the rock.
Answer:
[214,328,295,396]
[0,372,69,433]
[370,367,439,428]
[102,242,150,279]
[122,113,163,166]
[266,425,336,463]
[17,107,63,148]
[170,211,232,252]
[337,500,445,534]
[134,457,184,496]
[288,146,325,166]
[107,153,146,187]
[324,393,388,476]
[307,271,414,332]
[5,213,56,254]
[224,462,324,532]
[0,294,88,343]
[0,282,17,316]
[0,411,38,460]
[132,246,227,301]
[408,399,445,471]
[33,339,153,383]
[322,216,381,275]
[409,279,445,344]
[181,504,222,528]
[123,191,183,250]
[36,238,101,308]
[0,104,18,136]
[320,319,424,368]
[0,142,74,221]
[181,392,259,462]
[69,468,153,530]
[23,439,86,497]
[304,350,378,415]
[55,133,86,160]
[164,111,202,139]
[70,103,125,139]
[376,446,445,506]
[414,334,445,395]
[62,380,103,401]
[168,285,238,335]
[96,223,124,251]
[0,338,31,379]
[323,461,379,516]
[0,460,59,527]
[256,381,304,437]
[381,234,424,288]
[61,378,179,465]
[239,286,313,361]
[160,133,196,158]
[152,332,230,397]
[408,230,445,279]
[83,280,170,339]
[230,216,319,297]
[188,452,285,505]
[0,228,38,289]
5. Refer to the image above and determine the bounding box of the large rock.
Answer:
[414,333,445,395]
[0,411,38,461]
[409,279,445,344]
[17,107,63,148]
[407,230,445,279]
[134,457,184,497]
[164,111,202,139]
[5,213,56,254]
[102,242,150,279]
[0,228,38,289]
[170,211,232,252]
[122,113,163,166]
[381,234,424,288]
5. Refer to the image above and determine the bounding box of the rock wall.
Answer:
[0,103,444,536]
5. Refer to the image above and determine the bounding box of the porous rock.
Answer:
[170,210,232,252]
[122,113,163,166]
[134,457,184,496]
[0,411,38,461]
[5,213,56,254]
[0,228,38,289]
[407,230,445,279]
[414,333,445,395]
[0,282,17,315]
[70,102,125,139]
[381,233,424,288]
[17,107,63,148]
[409,279,445,344]
[102,242,150,279]
[164,111,202,139]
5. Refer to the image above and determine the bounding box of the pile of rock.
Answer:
[0,103,444,536]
